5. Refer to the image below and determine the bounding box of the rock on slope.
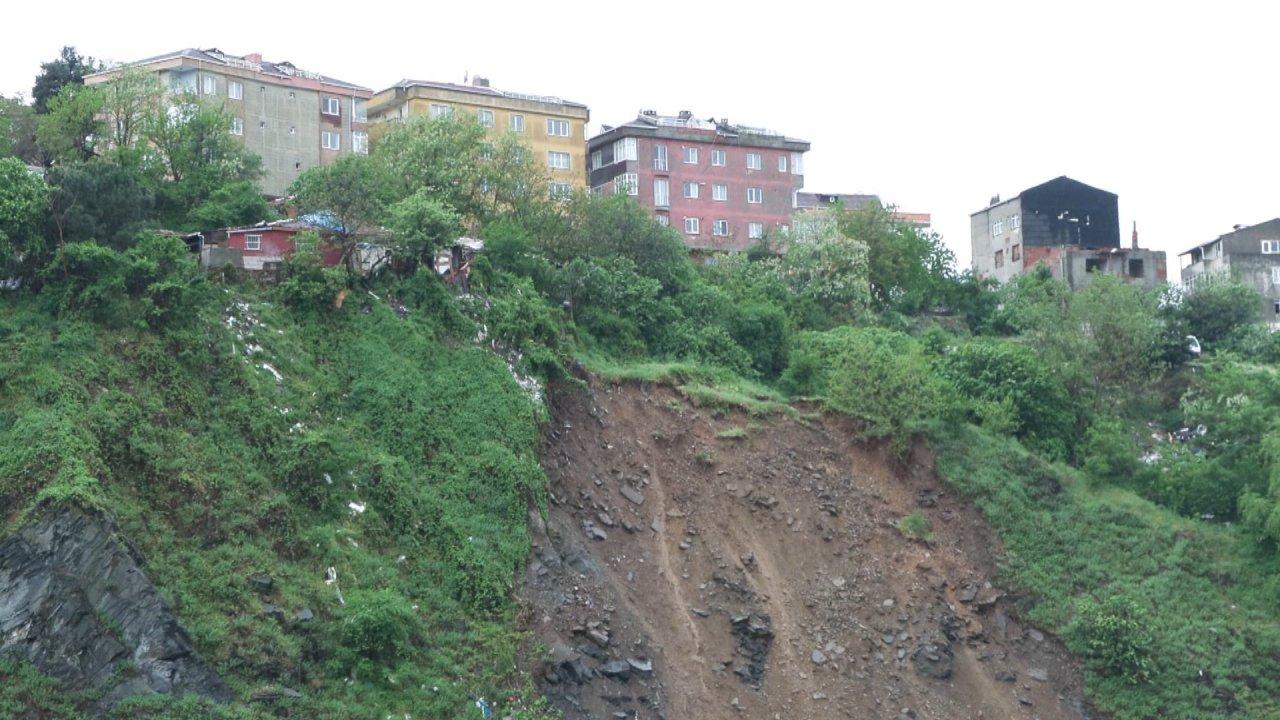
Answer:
[523,380,1098,720]
[0,506,230,709]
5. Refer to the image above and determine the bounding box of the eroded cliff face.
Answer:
[0,506,230,709]
[524,381,1097,720]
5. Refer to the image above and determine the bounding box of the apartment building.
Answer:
[1180,218,1280,324]
[587,111,809,251]
[85,48,372,197]
[971,176,1166,290]
[794,191,933,229]
[367,77,590,193]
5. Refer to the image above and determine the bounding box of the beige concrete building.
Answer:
[368,77,589,193]
[86,48,372,196]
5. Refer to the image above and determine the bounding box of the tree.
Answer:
[32,47,97,114]
[778,209,872,321]
[1167,277,1261,349]
[0,158,50,278]
[35,84,105,164]
[835,201,956,313]
[46,161,154,249]
[289,153,395,270]
[187,180,271,230]
[0,96,40,163]
[98,67,161,166]
[387,189,462,270]
[141,96,264,229]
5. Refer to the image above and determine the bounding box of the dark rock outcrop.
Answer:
[0,506,231,708]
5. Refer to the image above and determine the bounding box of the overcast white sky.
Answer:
[3,1,1277,270]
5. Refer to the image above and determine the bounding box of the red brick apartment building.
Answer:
[587,111,810,251]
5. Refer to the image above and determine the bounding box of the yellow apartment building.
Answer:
[367,77,589,192]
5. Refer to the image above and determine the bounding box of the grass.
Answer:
[896,512,934,542]
[579,354,795,416]
[715,426,748,440]
[931,423,1280,720]
[0,286,557,720]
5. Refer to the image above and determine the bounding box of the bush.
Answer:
[937,339,1078,459]
[340,588,421,665]
[787,327,955,448]
[1081,415,1147,487]
[1171,278,1261,349]
[1068,594,1153,684]
[276,239,346,313]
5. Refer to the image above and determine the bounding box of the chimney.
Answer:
[989,194,1000,206]
[472,76,490,88]
[244,53,263,64]
[677,110,693,120]
[1132,221,1139,249]
[640,109,657,117]
[1233,223,1243,231]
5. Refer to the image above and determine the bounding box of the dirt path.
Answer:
[522,380,1097,720]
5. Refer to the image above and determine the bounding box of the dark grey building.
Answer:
[1180,218,1280,323]
[971,176,1166,290]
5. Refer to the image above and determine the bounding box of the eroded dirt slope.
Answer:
[523,380,1096,720]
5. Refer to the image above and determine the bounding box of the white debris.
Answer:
[325,567,338,585]
[260,362,284,383]
[348,501,367,515]
[324,473,333,485]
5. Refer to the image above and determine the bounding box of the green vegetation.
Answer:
[3,45,1280,720]
[896,512,933,542]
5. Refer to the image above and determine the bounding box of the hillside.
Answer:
[525,379,1092,720]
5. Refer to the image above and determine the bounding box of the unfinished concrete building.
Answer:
[1180,218,1280,324]
[970,176,1166,290]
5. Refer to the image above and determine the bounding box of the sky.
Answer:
[3,0,1277,271]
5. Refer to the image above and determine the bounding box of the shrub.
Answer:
[276,238,346,313]
[897,512,933,542]
[1068,594,1153,684]
[1081,415,1147,487]
[340,588,421,665]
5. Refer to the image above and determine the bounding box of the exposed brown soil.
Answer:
[522,379,1097,720]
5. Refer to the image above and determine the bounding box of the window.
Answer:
[549,182,573,199]
[711,149,726,166]
[746,153,762,170]
[1270,267,1280,284]
[321,131,340,150]
[259,120,266,128]
[653,178,670,207]
[591,150,603,170]
[683,147,698,164]
[1274,301,1280,316]
[777,155,787,172]
[546,118,570,137]
[353,98,367,122]
[288,91,296,99]
[244,234,262,251]
[712,184,727,201]
[684,217,700,235]
[614,173,638,196]
[748,222,764,240]
[653,144,668,171]
[353,131,368,155]
[1129,258,1145,277]
[429,103,452,118]
[994,249,1004,268]
[323,97,341,115]
[683,181,699,199]
[228,80,243,100]
[202,75,217,94]
[510,114,525,132]
[746,187,763,204]
[289,126,296,135]
[655,214,669,227]
[613,137,637,162]
[547,151,571,170]
[790,153,804,174]
[713,220,729,236]
[478,109,494,128]
[1085,257,1104,273]
[992,220,1004,236]
[1011,244,1021,261]
[1010,214,1021,230]
[230,117,243,136]
[1263,239,1280,254]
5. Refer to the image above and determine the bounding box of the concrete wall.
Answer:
[970,197,1023,282]
[1181,219,1280,323]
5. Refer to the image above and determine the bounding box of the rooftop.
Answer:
[971,175,1117,216]
[1178,218,1280,256]
[85,48,371,94]
[590,110,810,150]
[382,78,588,110]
